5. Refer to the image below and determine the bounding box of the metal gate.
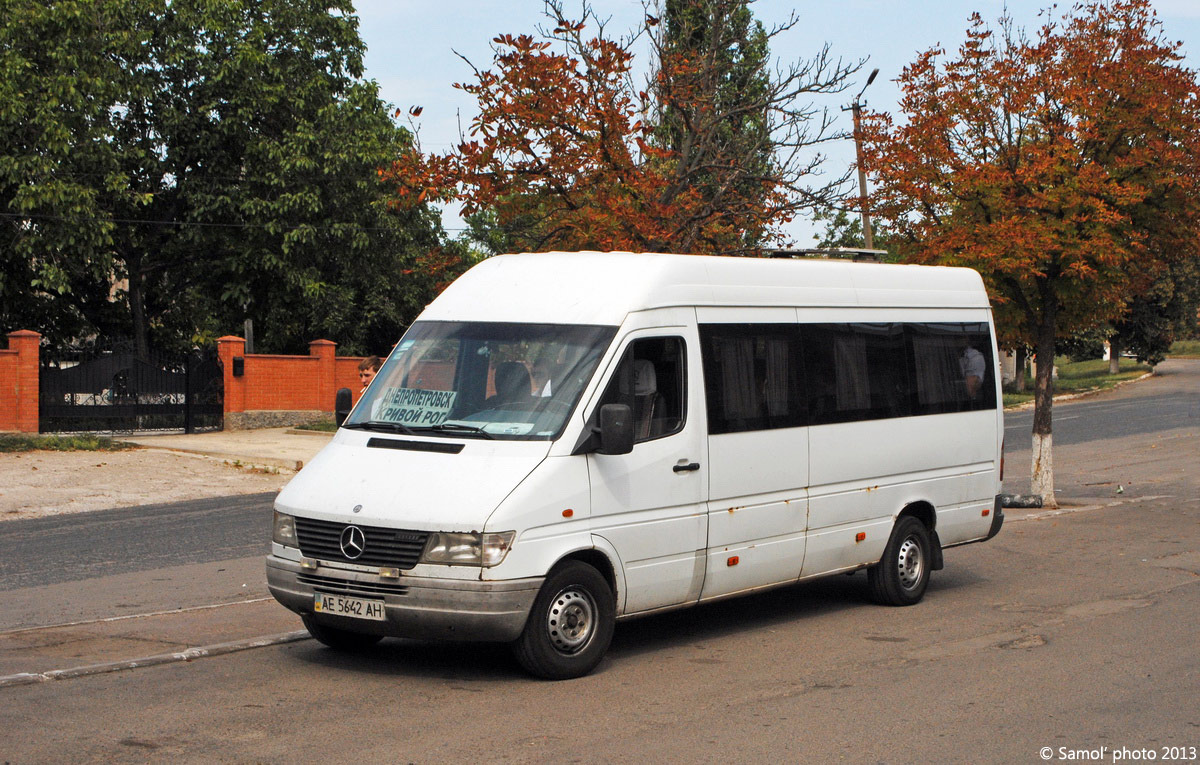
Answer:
[39,341,223,434]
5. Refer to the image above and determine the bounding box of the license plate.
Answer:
[313,592,385,621]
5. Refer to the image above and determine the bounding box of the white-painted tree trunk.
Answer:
[1031,431,1056,508]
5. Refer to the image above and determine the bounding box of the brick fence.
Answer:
[0,329,369,433]
[216,336,367,430]
[0,330,40,433]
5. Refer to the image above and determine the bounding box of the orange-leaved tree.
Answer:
[384,0,862,256]
[864,0,1200,504]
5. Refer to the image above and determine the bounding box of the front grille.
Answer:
[299,571,410,597]
[295,517,429,570]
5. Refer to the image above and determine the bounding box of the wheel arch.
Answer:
[555,548,618,600]
[898,500,936,531]
[897,500,943,570]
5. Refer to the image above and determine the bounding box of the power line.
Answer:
[0,210,467,233]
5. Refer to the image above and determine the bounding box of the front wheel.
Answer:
[867,516,932,606]
[302,615,384,651]
[512,561,615,680]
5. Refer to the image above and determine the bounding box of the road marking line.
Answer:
[0,630,310,689]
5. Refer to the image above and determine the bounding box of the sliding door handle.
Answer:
[673,462,701,473]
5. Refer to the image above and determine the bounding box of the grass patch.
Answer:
[294,419,337,432]
[1169,339,1200,358]
[1002,357,1152,408]
[0,433,136,453]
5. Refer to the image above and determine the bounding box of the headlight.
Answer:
[421,531,515,567]
[273,511,298,547]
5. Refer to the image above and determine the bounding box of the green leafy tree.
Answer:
[0,0,153,349]
[811,206,894,255]
[1109,257,1200,366]
[1,0,453,356]
[650,0,774,251]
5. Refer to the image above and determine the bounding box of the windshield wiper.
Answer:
[344,420,417,436]
[411,422,495,440]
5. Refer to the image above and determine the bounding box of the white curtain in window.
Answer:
[720,338,759,420]
[912,335,958,406]
[763,338,790,417]
[834,334,870,411]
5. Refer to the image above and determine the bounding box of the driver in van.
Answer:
[358,356,382,396]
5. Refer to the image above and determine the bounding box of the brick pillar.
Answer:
[7,330,41,433]
[309,339,336,414]
[217,336,246,421]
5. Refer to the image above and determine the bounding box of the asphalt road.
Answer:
[0,360,1197,763]
[1003,361,1200,445]
[0,493,273,594]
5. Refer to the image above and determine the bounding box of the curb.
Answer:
[1004,371,1155,411]
[0,630,310,689]
[133,445,303,472]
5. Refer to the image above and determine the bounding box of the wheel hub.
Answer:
[547,587,596,654]
[897,536,924,590]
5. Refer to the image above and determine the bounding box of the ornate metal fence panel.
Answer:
[39,341,223,434]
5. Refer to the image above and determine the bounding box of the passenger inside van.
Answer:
[957,335,986,399]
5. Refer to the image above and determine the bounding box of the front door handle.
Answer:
[673,462,701,473]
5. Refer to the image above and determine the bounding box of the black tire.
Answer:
[302,615,384,651]
[512,561,615,680]
[868,516,932,606]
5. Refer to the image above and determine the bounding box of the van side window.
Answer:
[801,323,911,424]
[699,324,806,435]
[801,322,996,425]
[909,322,996,414]
[596,337,686,442]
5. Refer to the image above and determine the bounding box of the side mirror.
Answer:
[334,387,353,427]
[598,403,633,455]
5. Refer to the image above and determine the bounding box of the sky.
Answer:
[351,0,1200,248]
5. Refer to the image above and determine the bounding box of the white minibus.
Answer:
[267,252,1004,679]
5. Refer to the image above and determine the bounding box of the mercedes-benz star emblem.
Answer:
[339,525,366,560]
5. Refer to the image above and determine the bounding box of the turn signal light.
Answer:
[562,509,574,518]
[855,532,866,543]
[727,556,739,566]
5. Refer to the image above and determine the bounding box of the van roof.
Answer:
[420,251,991,325]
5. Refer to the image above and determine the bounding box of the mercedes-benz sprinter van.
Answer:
[267,252,1004,679]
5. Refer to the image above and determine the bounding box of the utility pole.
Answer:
[845,68,879,250]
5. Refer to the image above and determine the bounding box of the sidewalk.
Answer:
[119,427,333,472]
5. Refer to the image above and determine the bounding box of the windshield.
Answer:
[347,321,616,440]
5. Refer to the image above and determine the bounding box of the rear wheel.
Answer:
[512,561,615,680]
[302,615,384,651]
[868,516,932,606]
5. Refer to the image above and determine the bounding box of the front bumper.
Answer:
[266,555,543,643]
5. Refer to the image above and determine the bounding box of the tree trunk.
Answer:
[126,252,149,361]
[1031,314,1057,507]
[1108,336,1121,375]
[1014,346,1028,392]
